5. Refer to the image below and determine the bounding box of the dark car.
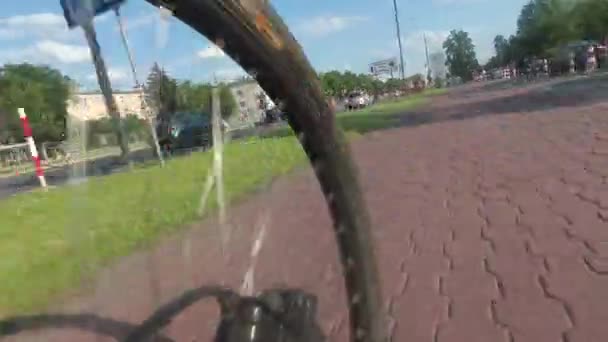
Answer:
[156,112,225,153]
[262,108,288,124]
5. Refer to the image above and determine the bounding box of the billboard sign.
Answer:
[60,0,126,28]
[369,58,401,77]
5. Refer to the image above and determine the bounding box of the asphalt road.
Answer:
[0,148,155,199]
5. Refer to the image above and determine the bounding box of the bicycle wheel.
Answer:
[143,0,386,340]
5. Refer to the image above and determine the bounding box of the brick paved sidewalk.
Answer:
[6,82,608,342]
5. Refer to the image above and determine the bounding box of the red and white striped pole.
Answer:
[18,108,47,189]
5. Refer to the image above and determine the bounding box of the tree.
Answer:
[484,0,608,73]
[319,71,386,98]
[537,0,579,51]
[175,81,237,119]
[516,0,546,56]
[176,81,212,112]
[384,78,403,92]
[434,77,445,88]
[443,30,479,81]
[319,71,343,96]
[218,85,237,119]
[573,0,608,42]
[493,35,509,66]
[145,63,177,121]
[484,56,500,70]
[0,63,71,143]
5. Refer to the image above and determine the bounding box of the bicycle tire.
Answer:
[145,0,386,341]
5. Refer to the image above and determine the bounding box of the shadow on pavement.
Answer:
[396,74,608,129]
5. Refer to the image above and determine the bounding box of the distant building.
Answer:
[67,80,273,129]
[66,89,146,122]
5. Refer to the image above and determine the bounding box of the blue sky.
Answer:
[0,0,529,90]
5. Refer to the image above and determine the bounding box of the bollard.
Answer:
[18,108,47,189]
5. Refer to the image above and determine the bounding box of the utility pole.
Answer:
[392,0,406,79]
[114,7,164,166]
[82,22,129,159]
[424,33,431,87]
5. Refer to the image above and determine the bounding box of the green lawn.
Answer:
[0,89,443,317]
[337,90,442,133]
[262,89,445,138]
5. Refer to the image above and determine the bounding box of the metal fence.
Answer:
[0,143,31,175]
[0,140,87,176]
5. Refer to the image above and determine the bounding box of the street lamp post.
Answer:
[392,0,406,79]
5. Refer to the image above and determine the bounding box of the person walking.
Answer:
[586,45,597,74]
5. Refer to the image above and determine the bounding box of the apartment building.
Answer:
[227,79,267,128]
[66,89,147,122]
[67,80,271,128]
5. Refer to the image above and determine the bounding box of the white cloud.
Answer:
[0,40,90,65]
[197,45,226,59]
[35,40,90,64]
[402,30,451,53]
[0,13,64,28]
[213,67,247,82]
[87,68,129,83]
[0,13,78,41]
[297,15,369,37]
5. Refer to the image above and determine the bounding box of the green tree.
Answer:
[485,0,608,72]
[341,71,359,93]
[537,0,579,51]
[145,63,177,120]
[175,81,236,119]
[319,70,385,97]
[443,30,479,81]
[574,0,608,42]
[484,56,501,70]
[0,63,71,143]
[384,78,403,92]
[319,71,343,96]
[176,81,212,112]
[493,35,509,65]
[516,0,546,56]
[434,77,445,88]
[218,85,237,119]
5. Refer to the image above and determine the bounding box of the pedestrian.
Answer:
[586,45,597,74]
[569,51,576,74]
[595,45,603,69]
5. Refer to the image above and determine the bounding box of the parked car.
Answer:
[345,91,370,110]
[262,107,288,124]
[156,112,227,153]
